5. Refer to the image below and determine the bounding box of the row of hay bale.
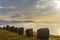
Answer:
[1,25,50,40]
[2,25,24,35]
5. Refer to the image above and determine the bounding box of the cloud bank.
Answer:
[0,0,59,23]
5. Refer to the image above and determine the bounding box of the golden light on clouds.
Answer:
[0,15,14,21]
[32,15,60,22]
[57,29,60,35]
[0,14,60,22]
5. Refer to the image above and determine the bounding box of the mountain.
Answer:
[0,20,34,25]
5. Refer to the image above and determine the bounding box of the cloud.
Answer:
[0,6,16,9]
[10,13,22,18]
[0,6,6,8]
[4,0,37,10]
[0,0,57,15]
[0,0,59,22]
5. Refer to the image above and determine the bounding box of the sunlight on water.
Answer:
[0,22,60,35]
[57,29,60,35]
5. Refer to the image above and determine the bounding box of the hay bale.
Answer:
[14,27,18,33]
[9,26,16,32]
[37,28,50,40]
[3,26,6,29]
[6,25,10,30]
[18,27,24,35]
[26,29,33,37]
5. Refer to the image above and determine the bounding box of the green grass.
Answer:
[0,29,60,40]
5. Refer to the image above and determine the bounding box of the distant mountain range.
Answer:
[0,20,34,25]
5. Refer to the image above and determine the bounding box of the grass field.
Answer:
[0,29,60,40]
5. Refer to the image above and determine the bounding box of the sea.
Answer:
[0,22,60,36]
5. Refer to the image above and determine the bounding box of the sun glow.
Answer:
[36,4,40,8]
[53,0,60,8]
[57,29,60,35]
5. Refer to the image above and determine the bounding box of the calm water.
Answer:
[0,22,60,35]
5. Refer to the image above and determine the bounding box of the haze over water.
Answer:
[0,22,60,36]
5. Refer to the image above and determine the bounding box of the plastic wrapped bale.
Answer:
[37,28,50,40]
[26,29,33,37]
[6,25,10,30]
[15,27,18,33]
[18,27,24,35]
[10,26,16,32]
[3,26,6,29]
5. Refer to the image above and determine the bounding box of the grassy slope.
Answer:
[0,29,60,40]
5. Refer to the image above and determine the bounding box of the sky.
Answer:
[0,0,60,24]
